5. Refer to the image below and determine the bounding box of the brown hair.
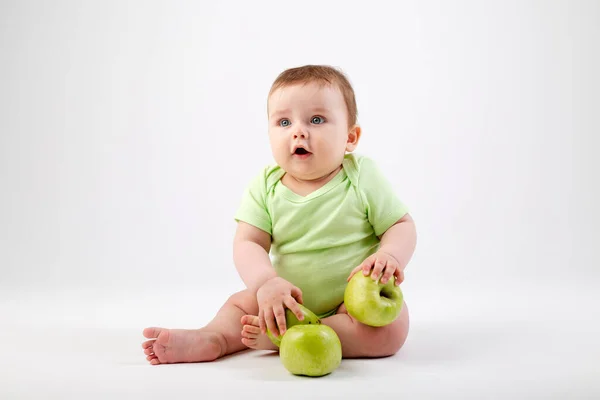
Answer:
[268,65,358,127]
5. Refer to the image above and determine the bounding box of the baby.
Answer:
[142,65,417,364]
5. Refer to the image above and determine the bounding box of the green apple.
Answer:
[279,325,342,377]
[266,304,321,347]
[344,272,404,327]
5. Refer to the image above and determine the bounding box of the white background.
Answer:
[1,1,599,398]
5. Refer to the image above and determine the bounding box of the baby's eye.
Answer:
[279,119,291,127]
[311,116,325,124]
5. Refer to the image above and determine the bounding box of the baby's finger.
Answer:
[347,265,364,281]
[266,308,280,337]
[284,296,304,321]
[273,304,287,335]
[361,255,376,275]
[264,308,278,337]
[290,285,304,305]
[380,264,396,284]
[394,269,405,286]
[258,308,266,334]
[371,258,387,281]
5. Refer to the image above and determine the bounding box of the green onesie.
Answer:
[234,153,409,318]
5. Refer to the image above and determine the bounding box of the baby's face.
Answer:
[267,82,357,182]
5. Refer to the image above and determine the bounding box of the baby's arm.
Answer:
[233,221,276,293]
[233,221,304,336]
[348,213,417,285]
[351,157,416,283]
[378,213,417,274]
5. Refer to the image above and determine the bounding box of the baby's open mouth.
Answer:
[294,148,310,155]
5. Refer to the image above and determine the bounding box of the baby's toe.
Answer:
[149,357,161,365]
[241,315,260,327]
[144,347,154,356]
[143,327,163,339]
[142,339,155,349]
[241,329,255,339]
[241,337,257,348]
[243,324,261,336]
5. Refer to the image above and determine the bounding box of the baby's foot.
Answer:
[240,315,278,351]
[141,327,226,365]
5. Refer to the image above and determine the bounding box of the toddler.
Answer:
[142,65,417,364]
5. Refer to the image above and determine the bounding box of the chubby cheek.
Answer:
[316,134,343,156]
[269,135,289,161]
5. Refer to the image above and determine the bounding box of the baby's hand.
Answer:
[347,251,404,286]
[256,277,304,338]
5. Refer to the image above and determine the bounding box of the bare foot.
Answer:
[240,315,278,351]
[141,327,226,365]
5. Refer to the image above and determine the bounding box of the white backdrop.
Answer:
[1,1,599,398]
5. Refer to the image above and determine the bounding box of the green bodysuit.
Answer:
[234,153,409,317]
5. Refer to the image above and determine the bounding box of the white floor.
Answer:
[2,279,598,399]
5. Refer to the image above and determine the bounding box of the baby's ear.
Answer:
[346,125,361,152]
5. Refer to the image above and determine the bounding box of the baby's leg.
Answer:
[240,302,409,357]
[321,302,409,358]
[141,289,259,365]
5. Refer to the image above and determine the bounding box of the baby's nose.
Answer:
[293,128,308,139]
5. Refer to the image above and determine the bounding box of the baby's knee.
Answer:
[381,303,410,356]
[357,302,410,357]
[226,289,259,315]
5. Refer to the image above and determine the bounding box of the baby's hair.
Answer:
[268,65,358,127]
